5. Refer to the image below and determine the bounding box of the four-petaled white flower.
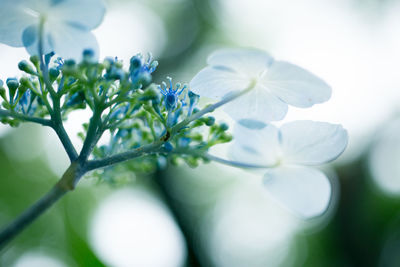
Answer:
[230,120,348,218]
[0,0,105,60]
[190,49,332,129]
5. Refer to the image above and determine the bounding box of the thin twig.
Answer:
[0,109,52,127]
[85,141,164,171]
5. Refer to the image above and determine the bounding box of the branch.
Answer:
[78,110,103,162]
[0,109,52,127]
[85,141,164,171]
[51,95,78,162]
[52,123,78,162]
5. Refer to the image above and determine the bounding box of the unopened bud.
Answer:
[18,60,36,74]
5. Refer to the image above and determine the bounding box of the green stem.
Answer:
[85,141,164,171]
[78,109,103,162]
[0,109,52,127]
[36,17,78,161]
[53,123,79,162]
[53,94,78,162]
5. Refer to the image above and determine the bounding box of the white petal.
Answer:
[0,1,37,47]
[50,24,99,60]
[50,0,106,30]
[280,121,348,165]
[223,85,288,125]
[207,48,274,77]
[23,24,54,56]
[262,61,331,108]
[229,123,281,166]
[263,166,331,218]
[190,66,249,99]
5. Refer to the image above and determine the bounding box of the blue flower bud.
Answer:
[130,56,142,70]
[45,52,55,66]
[64,59,76,67]
[30,55,40,66]
[6,78,19,101]
[19,77,33,90]
[129,53,158,88]
[83,49,95,59]
[6,78,19,91]
[163,142,174,152]
[159,77,186,111]
[220,123,229,131]
[188,90,199,116]
[205,116,215,126]
[49,68,60,80]
[18,60,36,75]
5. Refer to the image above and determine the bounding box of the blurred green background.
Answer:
[2,0,400,266]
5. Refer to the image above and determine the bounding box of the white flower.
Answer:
[230,120,348,218]
[0,0,105,60]
[190,48,332,128]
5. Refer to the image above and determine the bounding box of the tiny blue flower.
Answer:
[55,57,65,70]
[129,53,158,88]
[104,57,125,81]
[159,77,187,111]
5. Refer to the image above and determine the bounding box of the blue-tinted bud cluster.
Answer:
[104,57,125,81]
[129,53,158,89]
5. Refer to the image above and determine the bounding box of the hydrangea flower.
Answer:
[230,120,348,218]
[0,0,105,60]
[190,49,332,128]
[129,53,158,87]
